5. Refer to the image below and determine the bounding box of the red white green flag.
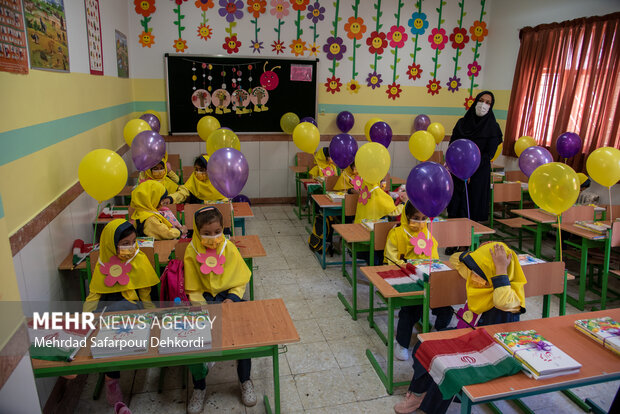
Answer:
[417,328,522,399]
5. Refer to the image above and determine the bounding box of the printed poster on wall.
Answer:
[84,0,102,75]
[23,0,69,71]
[0,0,29,74]
[115,29,127,78]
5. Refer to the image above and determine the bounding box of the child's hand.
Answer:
[161,197,171,206]
[399,191,408,203]
[223,299,233,304]
[491,244,510,275]
[180,225,188,234]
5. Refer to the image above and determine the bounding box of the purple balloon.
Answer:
[329,133,358,169]
[445,139,482,180]
[300,117,317,126]
[414,114,431,131]
[139,113,160,133]
[519,146,553,177]
[132,131,166,171]
[219,127,233,131]
[336,111,354,133]
[369,121,392,148]
[207,148,249,198]
[406,162,454,218]
[556,132,581,159]
[232,194,251,205]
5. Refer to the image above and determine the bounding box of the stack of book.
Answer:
[574,317,620,356]
[406,259,452,279]
[361,218,388,231]
[574,221,610,239]
[28,319,95,361]
[494,330,582,380]
[90,313,153,359]
[136,237,155,248]
[326,191,346,202]
[517,254,546,266]
[158,310,213,354]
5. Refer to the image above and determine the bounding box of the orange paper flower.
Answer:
[247,0,266,17]
[195,0,215,10]
[197,23,213,40]
[469,20,488,42]
[289,38,307,56]
[344,16,366,40]
[290,0,309,12]
[139,31,155,48]
[174,38,188,52]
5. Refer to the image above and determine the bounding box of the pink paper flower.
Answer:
[410,232,433,257]
[100,256,131,287]
[387,25,408,48]
[359,185,371,205]
[197,250,226,274]
[322,166,335,177]
[351,175,363,191]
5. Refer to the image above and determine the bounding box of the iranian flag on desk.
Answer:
[417,329,521,399]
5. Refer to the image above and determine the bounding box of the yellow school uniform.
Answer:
[384,210,439,266]
[333,166,357,191]
[309,149,337,178]
[353,182,403,223]
[83,219,159,312]
[171,155,227,203]
[130,180,181,240]
[449,242,526,315]
[184,207,251,304]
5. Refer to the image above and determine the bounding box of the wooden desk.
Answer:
[232,202,253,235]
[31,299,299,414]
[445,218,496,249]
[389,176,406,191]
[418,309,620,414]
[310,194,343,269]
[289,165,308,173]
[512,209,558,259]
[551,222,612,311]
[231,235,268,300]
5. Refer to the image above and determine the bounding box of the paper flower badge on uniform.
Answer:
[322,166,335,177]
[351,175,363,191]
[359,185,371,205]
[100,256,131,287]
[410,232,433,257]
[197,250,226,275]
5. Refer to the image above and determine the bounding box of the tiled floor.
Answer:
[75,204,619,413]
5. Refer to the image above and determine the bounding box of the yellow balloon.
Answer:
[528,162,579,215]
[280,112,300,134]
[206,129,241,154]
[123,119,151,146]
[491,143,503,162]
[143,110,161,124]
[292,122,320,153]
[408,130,436,161]
[586,147,620,188]
[78,149,128,203]
[355,142,391,183]
[365,117,383,141]
[427,122,445,144]
[577,173,589,186]
[515,136,536,157]
[197,116,221,141]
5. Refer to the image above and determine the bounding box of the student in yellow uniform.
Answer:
[183,207,255,413]
[353,179,404,224]
[309,147,338,178]
[82,219,159,406]
[333,162,358,191]
[394,242,526,414]
[130,180,182,240]
[168,155,227,203]
[384,202,453,362]
[138,153,180,194]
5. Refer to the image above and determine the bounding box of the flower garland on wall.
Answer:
[406,0,426,83]
[195,0,214,42]
[270,0,288,54]
[447,0,468,93]
[219,0,244,53]
[135,0,156,48]
[172,0,189,52]
[290,0,309,56]
[365,0,384,91]
[247,0,267,53]
[426,0,446,95]
[307,2,324,56]
[386,0,406,100]
[465,0,487,108]
[323,0,345,94]
[344,0,365,93]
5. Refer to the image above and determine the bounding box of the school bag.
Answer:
[308,214,335,255]
[160,259,190,305]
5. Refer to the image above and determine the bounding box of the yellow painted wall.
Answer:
[0,213,24,352]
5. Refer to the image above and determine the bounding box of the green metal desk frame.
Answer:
[33,345,283,414]
[521,222,554,260]
[311,202,344,269]
[294,170,311,220]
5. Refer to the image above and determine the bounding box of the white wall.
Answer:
[483,0,620,90]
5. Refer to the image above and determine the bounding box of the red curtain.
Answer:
[504,12,620,171]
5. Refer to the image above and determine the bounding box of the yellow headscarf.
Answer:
[333,165,356,191]
[184,206,251,297]
[449,242,527,314]
[88,219,159,294]
[183,155,227,201]
[141,153,179,194]
[130,180,173,229]
[354,182,398,223]
[309,148,337,177]
[385,209,439,261]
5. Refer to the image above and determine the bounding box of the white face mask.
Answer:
[475,102,490,117]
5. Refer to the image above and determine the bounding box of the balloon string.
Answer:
[557,215,563,263]
[428,219,433,278]
[464,179,471,220]
[609,186,613,223]
[93,203,101,248]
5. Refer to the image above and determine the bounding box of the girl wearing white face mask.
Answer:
[445,91,503,253]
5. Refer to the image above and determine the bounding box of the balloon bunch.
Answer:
[408,114,445,162]
[282,112,321,154]
[122,111,167,172]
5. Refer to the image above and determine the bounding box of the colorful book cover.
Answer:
[158,310,212,354]
[407,259,452,276]
[28,319,94,361]
[327,191,346,202]
[574,221,610,234]
[361,218,388,231]
[91,313,154,358]
[517,254,546,266]
[136,237,155,248]
[574,317,620,356]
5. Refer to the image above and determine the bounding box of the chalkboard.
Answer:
[165,54,318,134]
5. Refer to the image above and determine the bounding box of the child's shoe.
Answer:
[187,388,207,414]
[114,402,132,414]
[105,378,123,406]
[393,391,426,414]
[240,380,257,407]
[395,342,410,361]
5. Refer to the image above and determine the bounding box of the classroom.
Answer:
[0,0,619,413]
